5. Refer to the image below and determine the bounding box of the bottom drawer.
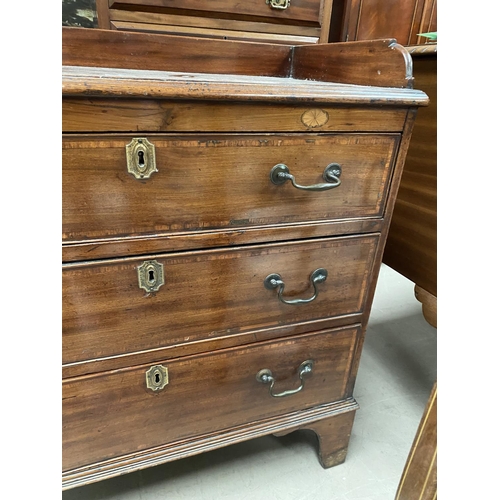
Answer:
[63,325,360,471]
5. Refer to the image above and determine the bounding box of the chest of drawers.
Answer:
[62,27,428,489]
[96,0,335,44]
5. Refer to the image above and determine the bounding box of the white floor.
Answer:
[62,264,437,500]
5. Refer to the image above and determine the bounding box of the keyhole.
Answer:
[148,269,155,283]
[155,373,161,384]
[138,150,145,167]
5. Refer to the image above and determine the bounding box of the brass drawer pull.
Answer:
[126,138,157,180]
[266,0,291,10]
[264,268,327,305]
[270,163,342,191]
[256,360,313,398]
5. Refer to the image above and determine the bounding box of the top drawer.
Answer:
[62,133,399,244]
[109,0,323,25]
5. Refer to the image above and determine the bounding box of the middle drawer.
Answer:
[63,234,378,367]
[62,134,399,243]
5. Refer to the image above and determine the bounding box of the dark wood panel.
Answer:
[383,54,436,296]
[358,0,424,45]
[340,0,437,46]
[417,0,437,45]
[108,8,322,37]
[63,327,359,471]
[109,20,319,44]
[62,134,399,243]
[109,0,323,24]
[62,27,293,77]
[62,235,378,365]
[292,39,415,89]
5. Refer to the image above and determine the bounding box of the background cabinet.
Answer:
[333,0,436,44]
[95,0,335,44]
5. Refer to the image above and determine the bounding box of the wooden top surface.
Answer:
[406,44,437,57]
[62,65,428,106]
[62,27,429,105]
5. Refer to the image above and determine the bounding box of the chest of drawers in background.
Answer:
[62,27,428,490]
[95,0,335,43]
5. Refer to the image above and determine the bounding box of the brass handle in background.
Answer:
[126,138,157,180]
[266,0,291,10]
[270,163,342,191]
[264,268,327,305]
[256,360,313,397]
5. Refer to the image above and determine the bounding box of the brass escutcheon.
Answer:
[146,365,169,391]
[125,138,157,180]
[266,0,290,10]
[137,260,165,293]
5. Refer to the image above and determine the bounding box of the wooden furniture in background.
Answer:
[337,0,436,44]
[384,43,437,500]
[96,0,335,43]
[62,27,427,489]
[383,43,437,323]
[395,383,437,500]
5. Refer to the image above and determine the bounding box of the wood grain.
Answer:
[109,20,319,44]
[383,53,436,297]
[62,134,399,243]
[414,285,436,328]
[62,65,428,105]
[344,108,420,396]
[108,0,323,24]
[63,235,378,366]
[395,383,437,500]
[62,99,408,133]
[63,398,358,489]
[60,27,429,489]
[62,27,293,77]
[63,327,359,471]
[292,39,416,89]
[108,8,322,38]
[62,219,383,263]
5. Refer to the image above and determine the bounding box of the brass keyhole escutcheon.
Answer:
[126,138,157,180]
[266,0,291,10]
[146,365,169,391]
[137,260,165,293]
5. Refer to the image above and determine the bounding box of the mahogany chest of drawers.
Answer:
[62,27,428,489]
[96,0,335,44]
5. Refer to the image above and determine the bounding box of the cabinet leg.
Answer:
[302,410,356,468]
[414,285,437,328]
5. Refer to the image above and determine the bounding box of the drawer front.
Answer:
[62,134,399,243]
[63,326,359,471]
[63,235,378,365]
[62,100,408,133]
[109,0,323,25]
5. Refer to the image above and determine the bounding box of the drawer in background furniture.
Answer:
[62,235,378,369]
[108,0,323,25]
[62,134,399,243]
[62,100,409,133]
[63,325,359,472]
[108,19,320,45]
